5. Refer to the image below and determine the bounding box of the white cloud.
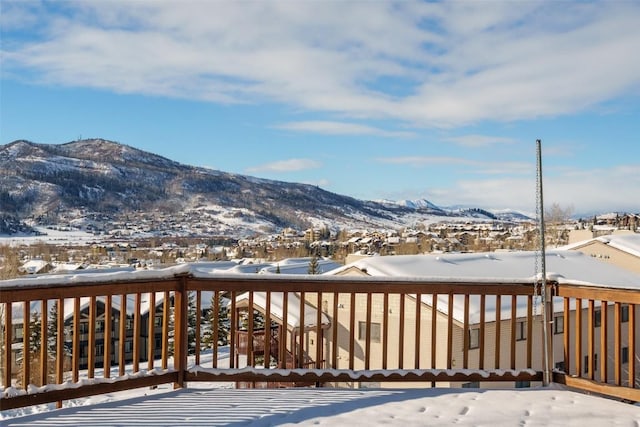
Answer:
[376,156,477,167]
[376,157,531,175]
[425,164,640,214]
[246,158,322,174]
[3,2,639,126]
[275,121,414,138]
[445,135,515,148]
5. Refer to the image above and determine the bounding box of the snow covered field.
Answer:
[2,348,639,425]
[3,384,639,426]
[0,227,98,246]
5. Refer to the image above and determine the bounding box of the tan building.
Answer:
[563,233,640,274]
[325,252,640,389]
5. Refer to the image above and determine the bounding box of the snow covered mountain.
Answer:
[2,139,484,236]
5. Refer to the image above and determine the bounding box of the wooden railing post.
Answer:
[3,302,12,389]
[173,276,188,389]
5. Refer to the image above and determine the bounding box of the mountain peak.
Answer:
[49,138,183,169]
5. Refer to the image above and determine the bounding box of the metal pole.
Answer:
[537,139,552,386]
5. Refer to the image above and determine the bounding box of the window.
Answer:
[594,309,601,328]
[584,354,598,373]
[358,321,381,343]
[80,322,89,334]
[14,325,23,339]
[554,316,564,334]
[96,343,104,356]
[462,382,479,388]
[516,321,527,341]
[125,339,133,353]
[96,320,104,332]
[621,304,629,323]
[515,381,530,388]
[622,347,629,364]
[154,315,163,327]
[469,329,480,349]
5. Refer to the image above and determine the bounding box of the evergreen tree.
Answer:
[47,301,68,355]
[28,311,42,353]
[307,255,320,275]
[203,293,230,347]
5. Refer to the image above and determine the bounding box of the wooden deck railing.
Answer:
[553,283,639,402]
[1,272,637,410]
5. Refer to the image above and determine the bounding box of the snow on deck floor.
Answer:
[3,385,639,427]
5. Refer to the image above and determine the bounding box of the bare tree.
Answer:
[545,203,574,247]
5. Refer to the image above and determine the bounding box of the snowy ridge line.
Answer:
[187,366,540,380]
[1,368,174,399]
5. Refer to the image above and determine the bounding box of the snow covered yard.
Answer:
[3,385,639,426]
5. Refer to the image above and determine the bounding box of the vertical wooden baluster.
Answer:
[588,300,594,380]
[88,296,96,378]
[56,298,64,409]
[527,295,533,369]
[119,294,127,376]
[104,295,112,379]
[211,290,219,369]
[365,292,372,370]
[281,293,288,369]
[72,297,80,383]
[575,298,582,377]
[600,300,607,383]
[3,303,12,388]
[230,291,237,369]
[248,291,254,367]
[133,293,141,373]
[479,295,485,370]
[414,293,421,369]
[564,298,570,375]
[510,295,517,370]
[162,291,170,370]
[194,291,200,367]
[148,292,156,370]
[40,299,48,386]
[495,295,501,369]
[447,294,454,369]
[23,300,30,388]
[299,292,305,368]
[265,291,272,369]
[349,293,355,370]
[614,302,621,385]
[628,304,635,388]
[398,293,405,369]
[332,293,338,369]
[382,293,389,370]
[463,295,469,369]
[315,292,322,369]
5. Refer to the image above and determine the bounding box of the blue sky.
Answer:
[1,1,639,215]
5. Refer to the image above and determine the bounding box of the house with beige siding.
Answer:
[324,251,640,389]
[562,233,640,274]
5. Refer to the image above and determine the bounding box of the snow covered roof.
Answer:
[325,250,640,289]
[18,259,51,274]
[235,292,330,329]
[560,233,640,258]
[325,251,640,324]
[259,259,342,274]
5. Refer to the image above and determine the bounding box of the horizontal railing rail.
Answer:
[1,273,637,410]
